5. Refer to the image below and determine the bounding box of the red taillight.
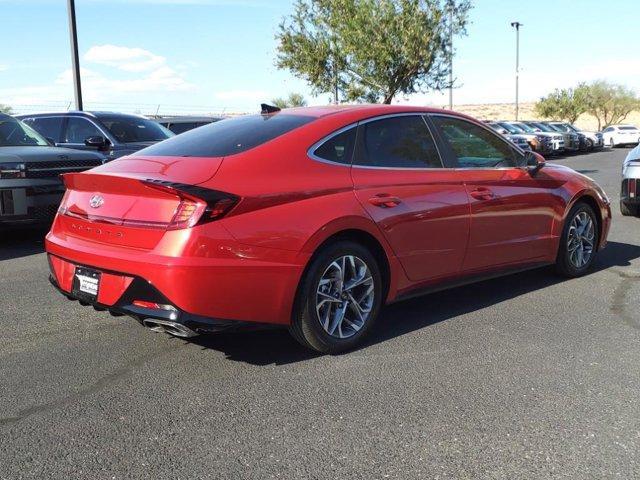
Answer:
[143,180,239,230]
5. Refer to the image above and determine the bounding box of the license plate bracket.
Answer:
[72,266,102,302]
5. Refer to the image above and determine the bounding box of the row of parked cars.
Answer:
[1,109,639,230]
[486,120,605,155]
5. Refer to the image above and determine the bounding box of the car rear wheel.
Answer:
[620,201,639,217]
[290,241,383,353]
[609,137,615,148]
[556,202,599,277]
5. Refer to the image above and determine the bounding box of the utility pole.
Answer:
[67,0,83,110]
[448,0,453,110]
[510,21,522,120]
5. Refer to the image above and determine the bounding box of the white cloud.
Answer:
[0,64,7,72]
[84,45,165,73]
[214,89,269,102]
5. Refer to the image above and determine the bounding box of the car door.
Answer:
[350,114,470,283]
[429,114,564,273]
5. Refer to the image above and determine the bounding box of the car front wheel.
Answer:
[556,202,599,277]
[290,241,383,353]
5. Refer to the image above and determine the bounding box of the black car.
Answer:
[0,113,106,227]
[154,116,222,134]
[17,111,174,160]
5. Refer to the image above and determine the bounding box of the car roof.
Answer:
[15,111,150,120]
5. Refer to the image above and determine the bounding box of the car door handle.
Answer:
[368,194,402,208]
[469,188,495,200]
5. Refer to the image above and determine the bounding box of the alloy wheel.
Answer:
[316,255,374,339]
[567,211,595,269]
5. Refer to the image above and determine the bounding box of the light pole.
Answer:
[510,21,522,120]
[448,0,453,110]
[67,0,83,110]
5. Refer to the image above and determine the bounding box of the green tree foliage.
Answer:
[275,0,471,104]
[535,85,588,124]
[0,104,13,115]
[271,92,308,109]
[582,81,639,130]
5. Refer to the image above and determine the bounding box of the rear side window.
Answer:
[620,126,638,131]
[22,117,64,142]
[137,114,315,157]
[432,116,520,168]
[355,115,443,168]
[312,127,356,164]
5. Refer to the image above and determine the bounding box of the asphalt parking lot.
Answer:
[1,147,639,479]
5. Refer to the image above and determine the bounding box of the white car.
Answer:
[602,124,640,148]
[621,144,640,216]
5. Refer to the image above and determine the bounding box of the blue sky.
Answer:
[0,0,638,115]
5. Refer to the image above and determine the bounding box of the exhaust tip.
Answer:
[142,319,198,338]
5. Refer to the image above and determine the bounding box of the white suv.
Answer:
[602,124,640,148]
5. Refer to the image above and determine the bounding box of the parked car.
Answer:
[557,123,604,151]
[154,116,222,135]
[544,122,592,152]
[496,121,554,155]
[522,122,570,153]
[601,124,640,148]
[45,104,611,353]
[486,122,532,151]
[18,111,174,160]
[621,144,640,216]
[0,113,105,228]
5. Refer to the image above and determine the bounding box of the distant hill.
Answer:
[438,102,640,132]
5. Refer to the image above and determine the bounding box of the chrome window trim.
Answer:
[306,122,358,167]
[428,112,526,168]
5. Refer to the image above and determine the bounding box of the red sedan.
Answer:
[46,105,612,353]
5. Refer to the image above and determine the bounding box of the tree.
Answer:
[582,81,639,130]
[275,0,471,104]
[271,92,308,109]
[0,104,13,115]
[534,84,588,123]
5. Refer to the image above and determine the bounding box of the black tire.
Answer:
[620,201,639,217]
[289,240,383,354]
[556,202,599,277]
[586,139,594,151]
[609,137,615,148]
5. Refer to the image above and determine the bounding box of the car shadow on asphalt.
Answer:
[0,227,48,261]
[188,240,640,365]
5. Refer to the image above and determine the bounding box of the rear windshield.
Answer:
[136,114,315,157]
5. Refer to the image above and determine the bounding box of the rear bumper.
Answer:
[45,221,310,327]
[48,268,253,334]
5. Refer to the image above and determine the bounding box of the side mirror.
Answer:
[84,135,109,150]
[525,151,545,174]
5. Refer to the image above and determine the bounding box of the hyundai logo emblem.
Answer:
[89,194,104,209]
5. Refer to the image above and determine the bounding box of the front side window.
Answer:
[355,115,442,168]
[312,127,356,164]
[432,116,520,168]
[63,117,102,143]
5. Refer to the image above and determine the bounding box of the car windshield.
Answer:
[530,123,554,133]
[498,122,520,134]
[0,116,49,147]
[512,122,536,134]
[550,123,570,132]
[99,116,174,143]
[567,124,580,132]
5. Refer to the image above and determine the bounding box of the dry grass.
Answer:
[438,102,640,132]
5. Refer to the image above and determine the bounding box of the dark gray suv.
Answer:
[0,113,106,228]
[17,111,174,160]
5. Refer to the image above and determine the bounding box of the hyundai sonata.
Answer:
[46,105,611,353]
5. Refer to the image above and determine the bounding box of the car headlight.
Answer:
[0,163,25,179]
